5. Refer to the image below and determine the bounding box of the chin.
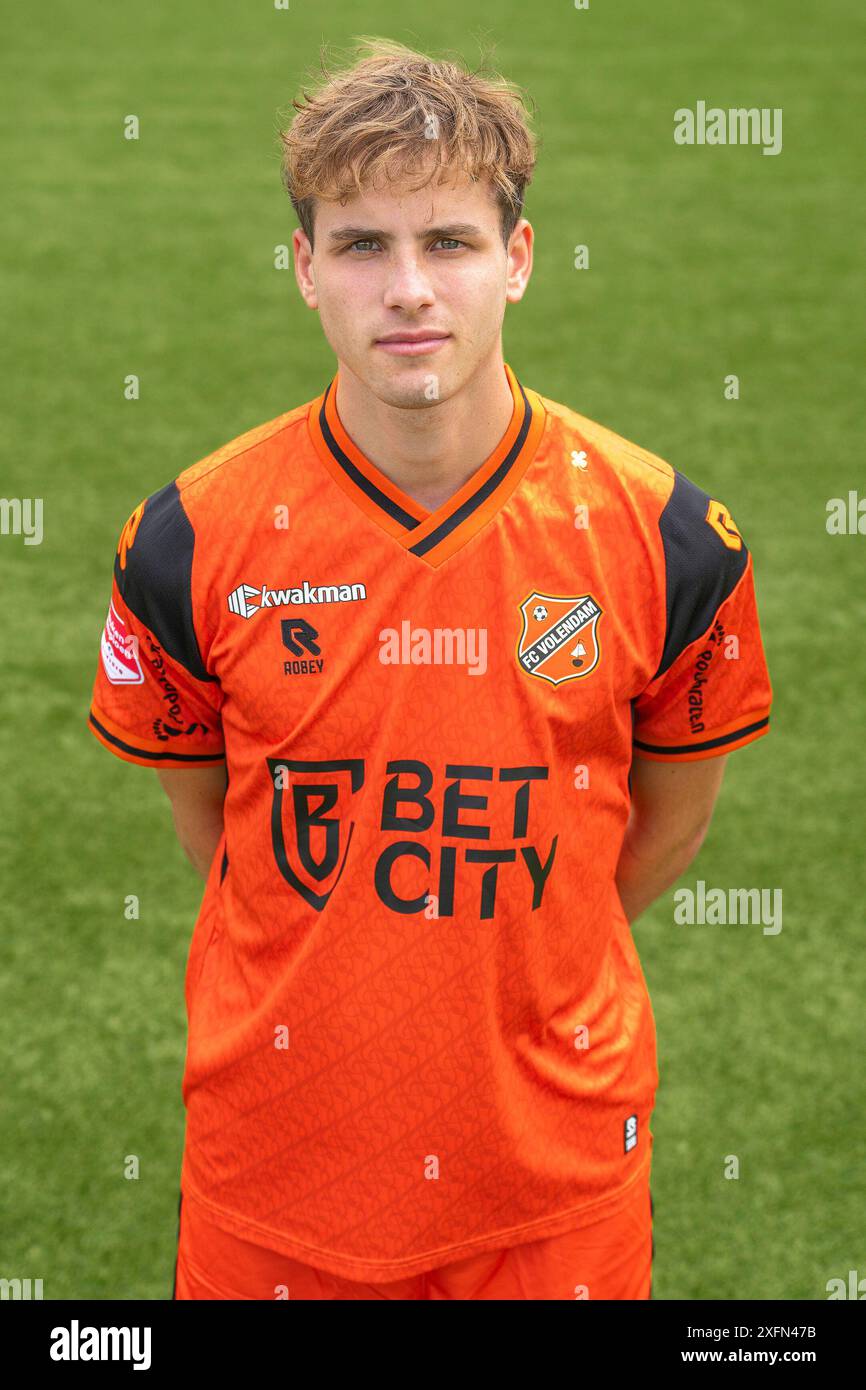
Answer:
[372,363,453,408]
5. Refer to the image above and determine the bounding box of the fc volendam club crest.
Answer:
[516,592,603,686]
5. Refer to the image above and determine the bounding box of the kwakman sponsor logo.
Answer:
[228,579,367,619]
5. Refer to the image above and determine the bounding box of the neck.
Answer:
[333,353,514,513]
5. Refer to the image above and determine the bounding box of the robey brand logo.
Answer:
[517,593,603,686]
[705,499,743,550]
[227,579,367,619]
[116,501,145,570]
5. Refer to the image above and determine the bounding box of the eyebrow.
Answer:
[326,223,485,243]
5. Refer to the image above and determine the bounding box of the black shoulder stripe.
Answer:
[114,481,215,683]
[655,470,749,679]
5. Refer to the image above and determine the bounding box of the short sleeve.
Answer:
[632,472,772,762]
[87,484,226,769]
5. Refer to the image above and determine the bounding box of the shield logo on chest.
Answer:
[516,592,603,686]
[266,756,364,910]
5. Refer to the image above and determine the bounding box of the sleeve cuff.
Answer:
[633,711,770,762]
[88,704,226,768]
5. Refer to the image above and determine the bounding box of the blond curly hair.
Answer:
[278,36,538,250]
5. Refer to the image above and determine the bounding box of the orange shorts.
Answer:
[172,1181,654,1301]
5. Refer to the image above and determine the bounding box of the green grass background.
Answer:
[1,0,863,1299]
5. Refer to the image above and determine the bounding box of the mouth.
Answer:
[374,332,451,357]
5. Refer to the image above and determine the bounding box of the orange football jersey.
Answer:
[87,361,772,1281]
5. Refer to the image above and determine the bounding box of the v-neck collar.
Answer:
[305,361,547,567]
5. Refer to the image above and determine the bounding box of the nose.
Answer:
[382,252,435,313]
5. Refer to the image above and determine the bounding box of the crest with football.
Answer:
[516,592,603,686]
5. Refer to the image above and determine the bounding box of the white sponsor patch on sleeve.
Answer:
[101,600,145,684]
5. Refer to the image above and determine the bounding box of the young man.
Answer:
[87,38,772,1300]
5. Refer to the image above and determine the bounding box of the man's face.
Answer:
[293,166,532,408]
